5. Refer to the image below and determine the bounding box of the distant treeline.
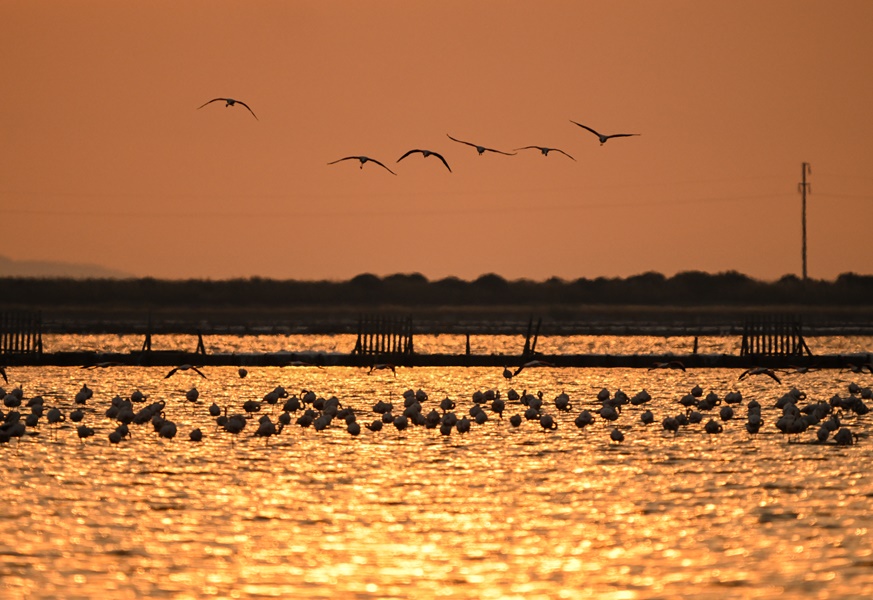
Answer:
[1,271,872,308]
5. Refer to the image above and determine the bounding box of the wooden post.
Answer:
[195,331,207,355]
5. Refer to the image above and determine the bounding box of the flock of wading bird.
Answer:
[0,360,871,448]
[197,95,639,175]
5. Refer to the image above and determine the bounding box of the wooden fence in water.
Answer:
[0,310,43,355]
[351,315,414,359]
[740,314,812,357]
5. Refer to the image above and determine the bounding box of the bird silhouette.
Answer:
[738,367,782,384]
[514,145,575,160]
[368,363,397,377]
[447,134,515,156]
[197,97,258,120]
[397,149,452,172]
[648,361,686,372]
[570,120,639,145]
[513,359,555,377]
[165,364,207,379]
[328,156,397,175]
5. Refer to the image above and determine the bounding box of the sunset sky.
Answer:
[2,1,872,282]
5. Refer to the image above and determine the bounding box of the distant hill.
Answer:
[0,255,133,279]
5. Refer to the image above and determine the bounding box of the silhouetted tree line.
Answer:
[1,271,872,309]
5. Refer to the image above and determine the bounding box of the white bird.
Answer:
[396,149,452,172]
[197,97,258,120]
[570,120,639,145]
[447,134,515,156]
[165,364,207,379]
[328,155,397,175]
[514,145,575,160]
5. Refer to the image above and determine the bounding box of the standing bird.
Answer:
[328,155,397,175]
[197,97,258,120]
[502,366,514,382]
[447,134,515,156]
[570,120,639,145]
[396,149,452,172]
[514,145,575,160]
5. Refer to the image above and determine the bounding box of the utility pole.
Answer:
[798,162,811,281]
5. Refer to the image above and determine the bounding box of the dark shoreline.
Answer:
[3,350,871,370]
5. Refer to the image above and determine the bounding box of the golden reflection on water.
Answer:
[2,338,873,598]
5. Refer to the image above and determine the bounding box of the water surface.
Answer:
[2,335,872,599]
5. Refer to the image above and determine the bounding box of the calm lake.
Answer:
[2,335,872,599]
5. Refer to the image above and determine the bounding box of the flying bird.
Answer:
[738,367,782,384]
[649,361,686,372]
[328,156,397,175]
[570,120,639,145]
[368,363,397,377]
[165,364,207,379]
[447,134,515,156]
[197,97,258,120]
[396,149,452,172]
[514,145,575,161]
[513,359,555,377]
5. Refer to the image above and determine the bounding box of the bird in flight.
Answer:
[328,156,397,175]
[513,359,555,377]
[396,149,452,172]
[447,134,515,156]
[165,364,207,379]
[648,360,686,372]
[197,97,258,120]
[368,363,397,377]
[570,120,639,145]
[738,367,781,384]
[514,145,575,161]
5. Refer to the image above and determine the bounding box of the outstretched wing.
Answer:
[327,156,361,165]
[396,149,422,163]
[197,98,226,110]
[484,147,516,156]
[605,133,639,140]
[165,367,179,379]
[552,148,576,161]
[765,369,781,384]
[447,134,477,148]
[190,365,208,379]
[431,151,452,172]
[570,120,603,138]
[235,100,259,120]
[367,158,397,175]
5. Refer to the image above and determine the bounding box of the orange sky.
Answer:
[2,1,872,281]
